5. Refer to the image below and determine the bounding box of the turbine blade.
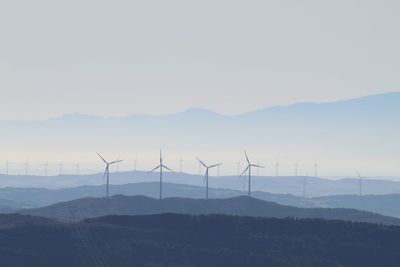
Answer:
[162,165,175,173]
[209,163,223,169]
[196,157,207,168]
[355,171,362,178]
[244,150,250,164]
[240,166,250,176]
[102,167,108,180]
[110,160,123,165]
[149,165,161,173]
[251,164,265,168]
[97,153,108,164]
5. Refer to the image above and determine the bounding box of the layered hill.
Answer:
[19,195,400,225]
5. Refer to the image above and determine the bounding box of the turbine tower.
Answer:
[149,150,174,200]
[294,162,299,177]
[240,151,264,197]
[355,171,363,196]
[197,157,222,200]
[97,153,123,198]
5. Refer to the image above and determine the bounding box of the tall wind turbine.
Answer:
[240,151,264,197]
[197,157,222,200]
[355,171,363,196]
[97,153,123,198]
[149,150,174,200]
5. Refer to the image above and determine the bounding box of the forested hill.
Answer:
[1,213,400,266]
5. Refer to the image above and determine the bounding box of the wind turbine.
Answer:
[179,157,183,173]
[275,161,279,177]
[25,160,29,176]
[59,161,63,175]
[76,163,80,175]
[44,161,48,177]
[197,157,222,200]
[149,150,174,200]
[355,171,363,196]
[240,151,264,197]
[5,160,9,175]
[116,155,121,173]
[294,162,299,177]
[97,153,123,198]
[314,162,318,177]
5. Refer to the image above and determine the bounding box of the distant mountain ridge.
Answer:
[1,91,399,177]
[15,91,400,121]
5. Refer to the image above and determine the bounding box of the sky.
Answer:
[0,0,399,120]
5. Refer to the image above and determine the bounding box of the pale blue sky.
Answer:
[1,0,399,119]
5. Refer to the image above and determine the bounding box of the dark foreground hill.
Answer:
[20,195,400,225]
[2,213,400,267]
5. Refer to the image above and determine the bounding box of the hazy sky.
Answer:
[1,0,399,120]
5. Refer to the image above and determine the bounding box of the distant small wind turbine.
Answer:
[314,162,318,177]
[76,163,80,175]
[44,161,48,177]
[275,161,279,177]
[5,160,9,175]
[240,151,264,197]
[116,155,121,173]
[197,157,222,200]
[355,171,363,196]
[179,157,183,173]
[25,160,29,176]
[149,150,174,200]
[294,162,299,177]
[97,153,123,198]
[59,161,63,175]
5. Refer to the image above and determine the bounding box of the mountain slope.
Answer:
[19,195,400,225]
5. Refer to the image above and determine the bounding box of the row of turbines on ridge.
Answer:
[97,150,365,200]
